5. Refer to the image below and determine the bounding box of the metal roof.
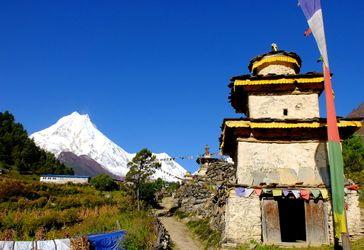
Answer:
[41,174,90,178]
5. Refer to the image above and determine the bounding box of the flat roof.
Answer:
[223,119,362,129]
[220,118,362,157]
[228,73,325,114]
[248,50,302,73]
[41,174,90,178]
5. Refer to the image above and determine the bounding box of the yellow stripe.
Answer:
[251,55,299,72]
[334,212,347,238]
[224,120,362,129]
[234,77,324,86]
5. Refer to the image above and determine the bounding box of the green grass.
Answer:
[351,237,364,250]
[185,219,221,249]
[359,188,364,208]
[174,210,191,219]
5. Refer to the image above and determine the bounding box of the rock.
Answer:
[155,218,172,249]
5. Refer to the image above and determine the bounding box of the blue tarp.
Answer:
[88,230,126,250]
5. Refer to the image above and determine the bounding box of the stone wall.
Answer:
[325,201,335,244]
[175,178,213,217]
[237,140,329,185]
[346,190,362,237]
[205,161,236,184]
[224,189,261,243]
[248,93,320,119]
[323,191,362,242]
[174,161,235,232]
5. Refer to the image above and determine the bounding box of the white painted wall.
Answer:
[346,190,362,236]
[248,93,320,119]
[224,189,261,243]
[40,176,89,184]
[236,140,329,185]
[257,64,296,76]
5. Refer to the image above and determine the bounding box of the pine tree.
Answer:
[0,111,74,175]
[126,148,161,210]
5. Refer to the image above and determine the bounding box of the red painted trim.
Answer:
[323,64,341,142]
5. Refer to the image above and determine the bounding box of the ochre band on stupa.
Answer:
[223,120,362,129]
[233,76,324,86]
[251,55,300,72]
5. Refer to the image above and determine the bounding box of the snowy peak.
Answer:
[30,112,187,182]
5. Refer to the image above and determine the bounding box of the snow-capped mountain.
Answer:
[30,112,187,182]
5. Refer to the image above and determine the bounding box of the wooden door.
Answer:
[262,199,281,243]
[305,200,329,244]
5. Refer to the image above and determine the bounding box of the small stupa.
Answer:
[195,145,219,176]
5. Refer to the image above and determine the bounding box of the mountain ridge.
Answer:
[30,112,187,182]
[347,102,364,137]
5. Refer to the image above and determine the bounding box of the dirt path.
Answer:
[159,216,202,250]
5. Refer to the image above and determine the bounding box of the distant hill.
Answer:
[348,103,364,136]
[348,103,364,119]
[58,151,120,178]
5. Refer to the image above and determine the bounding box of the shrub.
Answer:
[343,134,364,183]
[90,174,118,191]
[121,211,157,250]
[0,180,30,201]
[0,174,156,243]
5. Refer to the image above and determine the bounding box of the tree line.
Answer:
[0,111,73,175]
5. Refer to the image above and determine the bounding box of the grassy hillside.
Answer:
[0,171,158,249]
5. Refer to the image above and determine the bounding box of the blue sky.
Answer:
[1,1,363,172]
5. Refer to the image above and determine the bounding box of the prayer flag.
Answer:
[300,189,310,200]
[299,0,347,238]
[323,64,347,238]
[311,189,321,199]
[235,187,245,197]
[244,188,254,198]
[292,190,301,199]
[272,189,282,197]
[320,188,329,199]
[283,189,290,196]
[254,189,262,196]
[304,27,312,36]
[299,0,329,66]
[263,189,271,194]
[346,184,360,191]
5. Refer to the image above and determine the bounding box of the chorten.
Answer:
[195,145,219,176]
[219,46,362,245]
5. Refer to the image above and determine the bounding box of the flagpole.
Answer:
[323,64,350,249]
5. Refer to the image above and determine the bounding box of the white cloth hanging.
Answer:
[0,241,15,250]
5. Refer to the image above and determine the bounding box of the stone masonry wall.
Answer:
[324,191,362,242]
[248,93,320,119]
[205,161,236,184]
[325,200,335,244]
[237,140,329,185]
[224,189,261,243]
[175,178,213,217]
[346,190,362,237]
[174,161,235,232]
